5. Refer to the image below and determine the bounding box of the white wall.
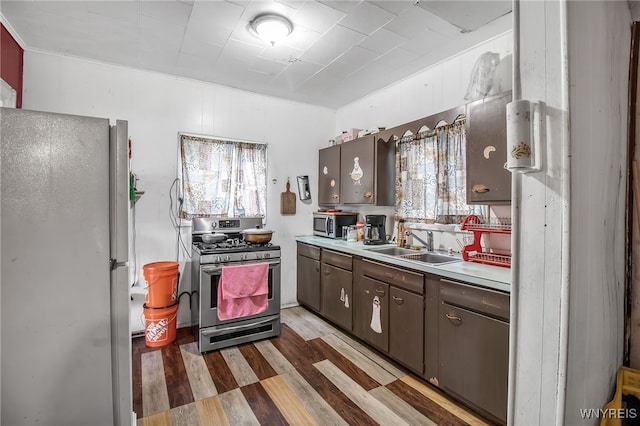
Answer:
[512,1,629,425]
[22,51,335,331]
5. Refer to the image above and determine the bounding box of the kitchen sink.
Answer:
[399,252,461,264]
[365,246,416,256]
[366,246,461,264]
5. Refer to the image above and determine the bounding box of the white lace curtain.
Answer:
[396,120,476,224]
[180,134,267,219]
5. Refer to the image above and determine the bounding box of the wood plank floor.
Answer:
[133,306,495,426]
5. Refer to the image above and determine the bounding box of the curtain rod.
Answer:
[178,131,268,146]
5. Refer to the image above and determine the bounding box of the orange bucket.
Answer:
[143,261,179,308]
[143,303,178,347]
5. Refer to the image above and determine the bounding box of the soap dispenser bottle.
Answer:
[397,219,406,248]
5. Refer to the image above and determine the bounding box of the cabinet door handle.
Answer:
[324,269,331,275]
[364,192,373,199]
[376,289,386,295]
[445,313,463,324]
[332,194,339,199]
[471,184,490,193]
[315,267,320,272]
[392,296,404,304]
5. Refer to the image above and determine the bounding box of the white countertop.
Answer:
[295,235,511,293]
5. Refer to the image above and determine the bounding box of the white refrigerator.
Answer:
[1,108,133,425]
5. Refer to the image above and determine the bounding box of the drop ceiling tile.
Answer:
[417,0,511,32]
[338,1,395,35]
[299,60,359,93]
[180,32,223,60]
[371,46,419,68]
[369,1,413,16]
[258,43,304,63]
[293,1,346,34]
[384,5,454,39]
[140,1,193,27]
[271,60,323,90]
[299,24,365,66]
[282,24,322,51]
[190,0,245,31]
[358,27,407,55]
[400,28,448,55]
[317,0,362,14]
[337,45,378,66]
[139,14,184,53]
[218,38,265,63]
[185,7,237,47]
[248,57,288,76]
[275,0,307,10]
[28,1,89,19]
[87,1,140,24]
[177,51,220,76]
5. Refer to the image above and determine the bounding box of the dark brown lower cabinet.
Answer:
[320,250,353,331]
[296,243,321,312]
[353,275,389,352]
[389,286,424,373]
[295,244,510,426]
[355,258,424,373]
[438,279,509,425]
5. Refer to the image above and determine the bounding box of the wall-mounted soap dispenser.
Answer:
[297,175,311,200]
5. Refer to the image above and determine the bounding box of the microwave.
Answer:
[313,212,358,239]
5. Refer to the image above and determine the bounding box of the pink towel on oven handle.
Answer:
[217,262,269,321]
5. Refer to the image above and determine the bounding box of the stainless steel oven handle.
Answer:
[201,317,276,336]
[201,258,281,274]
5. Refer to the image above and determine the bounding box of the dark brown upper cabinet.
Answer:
[339,136,395,205]
[318,144,341,206]
[465,91,512,204]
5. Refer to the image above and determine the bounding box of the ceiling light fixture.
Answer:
[249,14,293,46]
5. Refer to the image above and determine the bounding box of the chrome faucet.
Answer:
[405,230,434,252]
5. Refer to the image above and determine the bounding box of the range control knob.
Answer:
[263,253,271,259]
[215,256,222,263]
[225,255,231,262]
[240,253,248,260]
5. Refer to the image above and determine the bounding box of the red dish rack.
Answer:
[461,215,511,268]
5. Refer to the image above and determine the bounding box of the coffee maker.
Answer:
[364,215,387,245]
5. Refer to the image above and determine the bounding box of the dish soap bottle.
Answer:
[397,219,406,248]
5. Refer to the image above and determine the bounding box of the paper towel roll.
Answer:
[506,99,533,170]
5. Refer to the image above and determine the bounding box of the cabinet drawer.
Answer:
[362,259,423,294]
[297,242,320,260]
[322,249,352,271]
[439,279,509,321]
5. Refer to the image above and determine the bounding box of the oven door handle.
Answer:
[201,316,276,336]
[201,259,280,274]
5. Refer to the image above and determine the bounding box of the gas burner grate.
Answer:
[194,240,276,253]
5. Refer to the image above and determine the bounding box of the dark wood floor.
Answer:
[133,306,494,426]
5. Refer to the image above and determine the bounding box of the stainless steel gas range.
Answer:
[191,216,281,353]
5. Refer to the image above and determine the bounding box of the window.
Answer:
[179,134,267,219]
[396,119,480,224]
